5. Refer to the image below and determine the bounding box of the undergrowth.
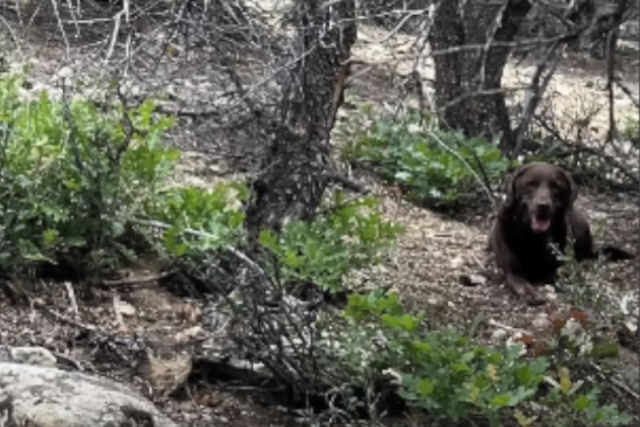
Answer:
[2,72,633,427]
[317,290,632,426]
[258,192,402,292]
[342,113,515,209]
[0,72,244,275]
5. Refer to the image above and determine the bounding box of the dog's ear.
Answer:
[560,167,577,204]
[504,163,532,209]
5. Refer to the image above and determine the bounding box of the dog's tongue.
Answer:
[532,217,551,232]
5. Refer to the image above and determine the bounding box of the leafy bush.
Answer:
[0,72,179,272]
[343,114,515,208]
[149,183,248,257]
[319,290,632,427]
[542,367,632,427]
[258,193,402,292]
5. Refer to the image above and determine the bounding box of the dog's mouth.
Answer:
[531,215,551,233]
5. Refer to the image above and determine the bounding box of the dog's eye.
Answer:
[549,181,564,192]
[525,180,538,188]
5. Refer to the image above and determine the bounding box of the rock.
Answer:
[544,285,558,301]
[450,256,465,269]
[0,346,57,366]
[491,328,508,342]
[505,333,528,356]
[115,299,137,317]
[617,320,639,352]
[458,274,487,287]
[138,347,193,397]
[532,313,551,330]
[0,362,178,427]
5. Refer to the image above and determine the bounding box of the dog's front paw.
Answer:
[526,291,546,306]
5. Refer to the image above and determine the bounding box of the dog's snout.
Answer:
[535,201,551,217]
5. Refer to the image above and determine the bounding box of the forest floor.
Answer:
[0,19,638,427]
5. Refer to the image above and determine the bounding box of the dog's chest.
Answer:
[510,231,564,280]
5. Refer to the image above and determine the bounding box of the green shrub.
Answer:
[258,193,402,292]
[0,73,178,272]
[343,114,514,208]
[542,367,632,427]
[322,290,632,427]
[149,182,248,257]
[340,291,547,426]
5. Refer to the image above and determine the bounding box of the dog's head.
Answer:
[504,162,576,233]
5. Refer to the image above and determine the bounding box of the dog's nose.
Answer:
[536,202,551,216]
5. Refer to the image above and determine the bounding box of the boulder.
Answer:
[0,361,178,427]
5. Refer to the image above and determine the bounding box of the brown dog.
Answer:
[490,162,633,305]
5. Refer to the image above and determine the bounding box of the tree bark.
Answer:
[428,0,532,156]
[246,0,357,235]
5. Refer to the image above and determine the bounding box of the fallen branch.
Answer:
[326,173,368,194]
[103,271,174,287]
[487,319,532,336]
[63,281,79,320]
[130,218,270,282]
[33,298,98,333]
[589,361,640,400]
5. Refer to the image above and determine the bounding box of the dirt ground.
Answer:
[0,17,638,427]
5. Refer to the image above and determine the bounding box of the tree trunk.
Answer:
[246,0,357,235]
[428,0,532,156]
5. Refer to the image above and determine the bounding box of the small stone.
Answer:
[491,329,508,342]
[459,274,487,287]
[138,350,192,397]
[116,300,136,317]
[544,285,558,301]
[427,296,441,306]
[450,256,465,269]
[532,313,551,330]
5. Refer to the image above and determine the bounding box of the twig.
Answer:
[425,129,496,207]
[533,116,639,186]
[112,293,125,330]
[63,281,79,321]
[130,218,270,282]
[589,361,640,400]
[514,41,562,155]
[103,271,174,287]
[0,14,23,57]
[33,298,98,333]
[613,77,640,110]
[605,29,618,143]
[49,0,70,58]
[52,351,84,371]
[487,319,532,335]
[326,173,367,194]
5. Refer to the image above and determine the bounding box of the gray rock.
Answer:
[0,346,57,366]
[0,362,178,427]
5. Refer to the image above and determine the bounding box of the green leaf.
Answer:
[514,409,536,426]
[258,229,280,252]
[558,366,572,395]
[490,394,511,408]
[416,379,434,396]
[42,229,59,248]
[590,341,619,359]
[111,221,125,238]
[517,365,532,385]
[574,394,591,411]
